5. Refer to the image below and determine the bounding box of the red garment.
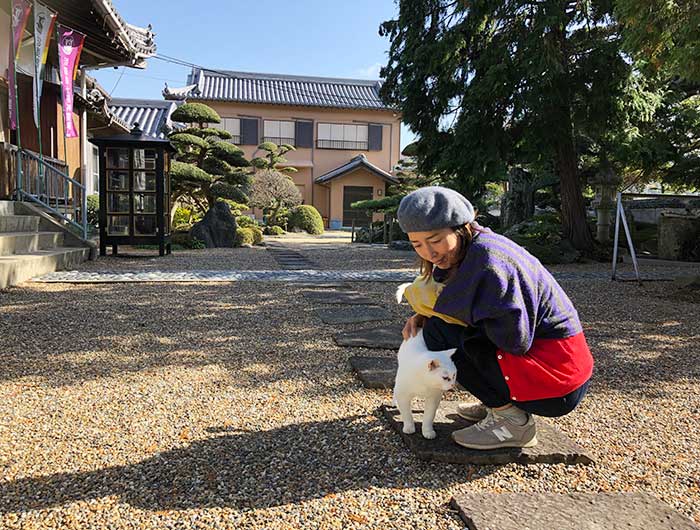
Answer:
[496,332,593,402]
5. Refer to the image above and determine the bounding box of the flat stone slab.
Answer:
[349,356,397,389]
[380,402,593,465]
[450,492,699,530]
[303,290,375,305]
[336,325,404,350]
[314,306,391,324]
[32,270,417,283]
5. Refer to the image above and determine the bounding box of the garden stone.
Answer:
[450,492,699,530]
[349,356,397,388]
[189,202,238,248]
[314,306,390,324]
[303,291,374,305]
[334,325,404,349]
[380,402,593,465]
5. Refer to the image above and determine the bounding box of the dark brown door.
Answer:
[343,185,373,227]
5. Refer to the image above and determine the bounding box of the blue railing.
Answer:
[15,147,87,239]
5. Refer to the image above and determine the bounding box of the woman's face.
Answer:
[408,228,461,269]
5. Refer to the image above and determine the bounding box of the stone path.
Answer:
[31,269,690,283]
[314,306,391,325]
[266,243,317,270]
[334,325,404,349]
[348,356,397,389]
[450,492,700,530]
[381,403,594,465]
[32,270,417,283]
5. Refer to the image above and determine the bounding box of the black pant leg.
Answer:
[515,379,591,417]
[422,317,511,408]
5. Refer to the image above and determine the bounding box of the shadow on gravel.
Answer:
[0,414,491,514]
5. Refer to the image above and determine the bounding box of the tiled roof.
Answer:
[163,69,394,111]
[109,99,182,139]
[315,154,398,184]
[43,0,156,67]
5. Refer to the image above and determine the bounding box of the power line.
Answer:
[151,53,391,108]
[109,66,126,96]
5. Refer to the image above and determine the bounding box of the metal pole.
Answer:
[611,193,621,280]
[10,14,23,200]
[351,218,355,243]
[619,198,642,285]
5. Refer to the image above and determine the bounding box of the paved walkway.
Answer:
[31,268,688,283]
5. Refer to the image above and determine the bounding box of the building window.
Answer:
[263,120,295,145]
[91,145,100,193]
[221,117,241,144]
[317,123,368,150]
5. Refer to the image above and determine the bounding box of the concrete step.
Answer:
[0,215,40,233]
[0,201,16,215]
[0,247,90,289]
[0,231,64,256]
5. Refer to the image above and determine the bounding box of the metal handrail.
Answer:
[16,147,87,239]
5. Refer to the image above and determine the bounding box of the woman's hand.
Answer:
[402,314,426,340]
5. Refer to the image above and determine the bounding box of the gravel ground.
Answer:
[1,239,699,529]
[79,246,280,272]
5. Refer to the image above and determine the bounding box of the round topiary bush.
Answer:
[265,225,285,235]
[250,225,264,245]
[236,215,258,228]
[288,205,324,235]
[171,102,221,124]
[235,227,255,247]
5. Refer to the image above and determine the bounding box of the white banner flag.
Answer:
[32,1,57,129]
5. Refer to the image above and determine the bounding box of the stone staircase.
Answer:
[0,200,93,289]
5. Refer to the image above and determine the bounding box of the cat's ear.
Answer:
[428,359,440,371]
[439,348,457,357]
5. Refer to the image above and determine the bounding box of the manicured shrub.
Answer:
[236,215,258,228]
[171,102,221,124]
[288,205,324,235]
[250,225,264,245]
[235,227,255,246]
[265,225,285,235]
[86,194,99,226]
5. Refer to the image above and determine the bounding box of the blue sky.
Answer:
[93,0,416,150]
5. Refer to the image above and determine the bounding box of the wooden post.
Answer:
[383,213,388,244]
[351,219,355,243]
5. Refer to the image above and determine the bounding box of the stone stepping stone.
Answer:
[314,306,390,324]
[349,355,397,389]
[450,492,699,530]
[303,290,375,305]
[380,402,593,465]
[297,282,353,289]
[336,324,404,349]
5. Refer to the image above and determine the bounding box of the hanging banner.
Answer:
[32,1,57,129]
[8,0,32,130]
[56,25,85,138]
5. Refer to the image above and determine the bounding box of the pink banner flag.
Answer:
[8,0,32,130]
[57,24,85,139]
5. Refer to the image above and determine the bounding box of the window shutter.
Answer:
[240,118,259,145]
[368,124,383,150]
[295,121,313,148]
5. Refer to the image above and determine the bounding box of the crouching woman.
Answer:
[397,186,593,450]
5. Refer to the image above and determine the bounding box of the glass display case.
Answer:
[90,124,175,256]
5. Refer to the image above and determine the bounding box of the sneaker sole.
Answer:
[451,433,538,450]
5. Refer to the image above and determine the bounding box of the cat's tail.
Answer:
[395,282,411,304]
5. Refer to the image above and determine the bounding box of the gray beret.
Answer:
[397,186,475,233]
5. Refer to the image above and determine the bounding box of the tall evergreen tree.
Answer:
[380,0,634,251]
[168,103,251,214]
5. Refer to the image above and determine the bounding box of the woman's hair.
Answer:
[418,223,476,279]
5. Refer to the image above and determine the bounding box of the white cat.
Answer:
[393,329,457,439]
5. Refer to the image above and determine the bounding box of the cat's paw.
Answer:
[422,428,437,439]
[402,423,416,435]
